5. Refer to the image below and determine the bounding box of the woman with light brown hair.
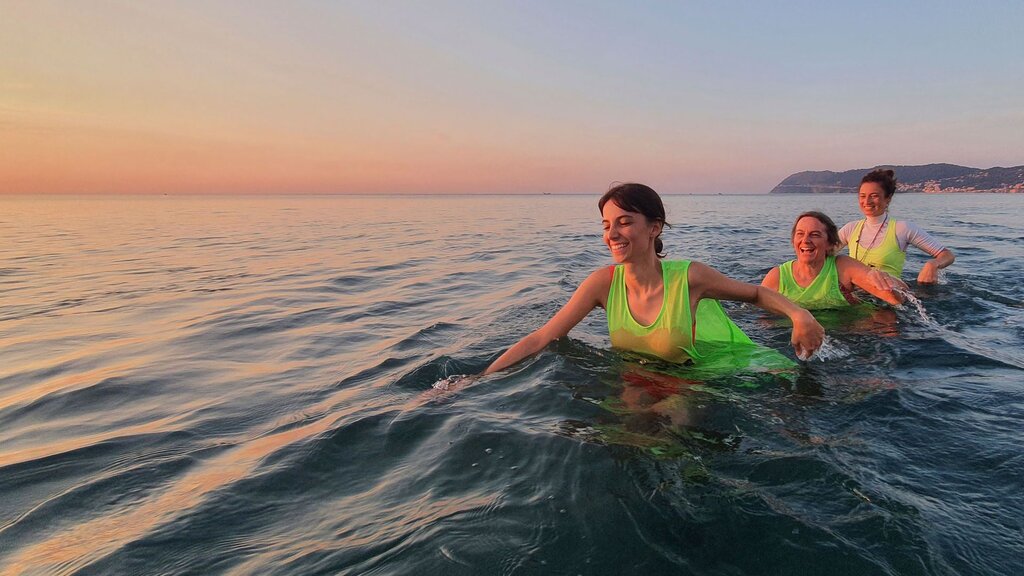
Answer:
[762,211,906,310]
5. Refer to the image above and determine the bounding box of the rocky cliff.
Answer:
[770,164,1024,193]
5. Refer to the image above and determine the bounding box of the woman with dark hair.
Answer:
[839,169,955,284]
[484,183,824,374]
[762,211,906,310]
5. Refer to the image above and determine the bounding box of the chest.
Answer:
[625,285,666,326]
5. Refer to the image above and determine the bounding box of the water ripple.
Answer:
[0,194,1021,574]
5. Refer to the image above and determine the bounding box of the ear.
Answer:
[651,221,664,237]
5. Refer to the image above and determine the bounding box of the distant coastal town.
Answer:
[770,163,1024,194]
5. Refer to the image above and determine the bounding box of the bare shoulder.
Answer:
[835,254,866,273]
[686,260,714,279]
[686,260,732,285]
[685,260,757,302]
[577,266,615,306]
[582,266,614,288]
[761,266,781,289]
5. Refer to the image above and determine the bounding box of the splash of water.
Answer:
[802,335,850,362]
[894,287,936,325]
[432,374,474,390]
[893,286,1024,371]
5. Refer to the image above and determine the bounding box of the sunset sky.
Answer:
[3,1,1022,194]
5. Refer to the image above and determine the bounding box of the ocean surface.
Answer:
[1,193,1021,575]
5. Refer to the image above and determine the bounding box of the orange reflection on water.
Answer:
[0,409,190,469]
[0,381,383,574]
[1,410,340,574]
[0,355,147,415]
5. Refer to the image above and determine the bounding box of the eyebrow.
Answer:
[601,215,634,223]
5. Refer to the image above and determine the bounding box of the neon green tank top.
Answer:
[778,255,851,310]
[849,219,906,276]
[607,260,753,363]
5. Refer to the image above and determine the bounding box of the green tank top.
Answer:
[849,219,906,276]
[607,260,753,364]
[778,255,851,310]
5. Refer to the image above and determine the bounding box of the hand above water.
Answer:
[866,269,909,305]
[791,310,825,361]
[917,261,940,284]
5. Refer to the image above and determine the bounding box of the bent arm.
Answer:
[900,221,953,283]
[484,268,608,375]
[689,262,823,359]
[837,255,907,305]
[917,248,955,284]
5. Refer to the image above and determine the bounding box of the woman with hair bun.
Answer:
[762,211,907,310]
[484,183,824,374]
[839,169,955,284]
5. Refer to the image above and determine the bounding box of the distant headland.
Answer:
[770,163,1024,194]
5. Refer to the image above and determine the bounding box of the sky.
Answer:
[2,0,1022,194]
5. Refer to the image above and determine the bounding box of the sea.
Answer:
[1,193,1021,575]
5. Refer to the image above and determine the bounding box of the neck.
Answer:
[623,258,663,290]
[793,257,825,278]
[866,212,888,226]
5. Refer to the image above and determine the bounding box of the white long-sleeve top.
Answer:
[838,214,946,257]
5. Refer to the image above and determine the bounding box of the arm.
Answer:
[484,268,609,375]
[688,262,824,360]
[899,221,954,283]
[835,255,907,306]
[917,248,955,284]
[760,266,781,291]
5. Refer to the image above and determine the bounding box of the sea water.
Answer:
[1,193,1022,575]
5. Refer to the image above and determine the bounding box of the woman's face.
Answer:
[858,182,891,218]
[601,201,661,263]
[792,216,833,265]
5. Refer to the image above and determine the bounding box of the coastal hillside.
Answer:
[770,163,1024,193]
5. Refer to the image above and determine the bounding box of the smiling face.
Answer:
[858,182,892,218]
[602,201,662,263]
[792,215,835,266]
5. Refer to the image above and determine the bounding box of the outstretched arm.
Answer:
[484,268,609,375]
[689,262,824,360]
[917,248,955,284]
[836,255,907,306]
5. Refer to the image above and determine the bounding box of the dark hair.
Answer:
[861,168,897,198]
[791,211,841,254]
[598,182,669,258]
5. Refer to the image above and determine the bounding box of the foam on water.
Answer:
[432,374,474,391]
[895,286,1024,370]
[896,287,937,324]
[804,335,851,362]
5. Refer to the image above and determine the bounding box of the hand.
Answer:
[433,374,478,391]
[867,268,909,304]
[419,374,478,401]
[866,268,906,293]
[791,310,824,360]
[917,261,940,284]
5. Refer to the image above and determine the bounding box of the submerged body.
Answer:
[839,170,955,283]
[840,217,946,277]
[763,212,906,311]
[775,255,853,310]
[607,260,752,363]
